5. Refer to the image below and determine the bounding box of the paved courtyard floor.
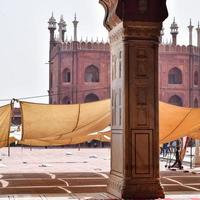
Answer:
[0,147,200,199]
[0,147,110,173]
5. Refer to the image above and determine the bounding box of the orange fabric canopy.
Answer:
[18,99,200,146]
[0,104,12,147]
[20,100,110,146]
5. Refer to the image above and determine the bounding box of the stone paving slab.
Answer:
[63,178,107,186]
[53,172,107,178]
[170,176,200,184]
[63,185,107,193]
[0,171,200,197]
[0,147,200,199]
[0,187,67,195]
[0,173,51,179]
[1,194,200,200]
[3,179,67,187]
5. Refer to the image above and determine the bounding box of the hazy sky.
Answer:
[0,0,200,106]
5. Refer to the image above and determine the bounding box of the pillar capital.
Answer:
[109,21,162,44]
[99,0,168,30]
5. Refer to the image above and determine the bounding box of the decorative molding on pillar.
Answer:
[108,173,164,199]
[109,23,123,43]
[132,130,153,176]
[121,181,164,199]
[109,22,163,44]
[123,21,162,40]
[107,174,124,194]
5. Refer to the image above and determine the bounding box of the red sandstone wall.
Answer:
[50,41,110,104]
[159,44,200,107]
[50,42,200,108]
[159,51,190,106]
[76,50,110,103]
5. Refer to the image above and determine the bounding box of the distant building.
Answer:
[48,15,200,108]
[48,14,110,104]
[159,19,200,107]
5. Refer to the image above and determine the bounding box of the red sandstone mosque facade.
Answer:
[48,14,110,104]
[159,19,200,107]
[48,15,200,108]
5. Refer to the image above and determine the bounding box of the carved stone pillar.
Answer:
[99,0,168,199]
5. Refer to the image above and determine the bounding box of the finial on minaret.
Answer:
[170,17,178,45]
[48,12,57,31]
[51,12,53,19]
[72,13,79,41]
[48,12,57,48]
[188,18,194,46]
[58,15,66,42]
[196,21,200,47]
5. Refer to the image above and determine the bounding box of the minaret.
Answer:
[48,13,57,104]
[196,22,200,47]
[58,15,66,42]
[48,12,57,50]
[188,19,194,46]
[72,13,79,41]
[170,18,178,45]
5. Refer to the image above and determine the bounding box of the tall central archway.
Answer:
[84,93,99,102]
[168,67,182,84]
[85,65,99,82]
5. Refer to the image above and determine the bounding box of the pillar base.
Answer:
[107,173,165,199]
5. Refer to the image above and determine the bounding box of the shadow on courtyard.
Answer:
[0,171,200,195]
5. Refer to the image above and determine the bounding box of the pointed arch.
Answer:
[85,65,99,82]
[194,71,198,86]
[62,96,71,104]
[84,93,99,103]
[168,95,183,107]
[50,72,53,88]
[194,98,198,108]
[63,68,71,83]
[168,67,182,84]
